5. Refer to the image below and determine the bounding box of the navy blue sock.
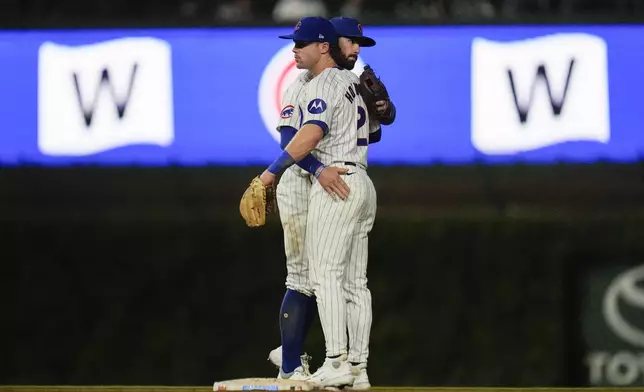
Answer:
[280,289,310,373]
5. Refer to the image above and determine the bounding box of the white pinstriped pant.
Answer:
[276,167,314,297]
[306,163,376,363]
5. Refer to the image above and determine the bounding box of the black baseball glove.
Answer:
[358,65,396,125]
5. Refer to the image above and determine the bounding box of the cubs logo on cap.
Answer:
[278,16,338,44]
[330,17,376,47]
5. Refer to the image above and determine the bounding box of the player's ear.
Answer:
[320,42,330,54]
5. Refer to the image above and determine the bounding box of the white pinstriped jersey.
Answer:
[277,71,313,131]
[275,66,380,366]
[299,67,376,168]
[299,68,379,364]
[277,71,313,177]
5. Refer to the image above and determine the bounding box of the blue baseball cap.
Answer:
[278,17,338,44]
[330,17,376,47]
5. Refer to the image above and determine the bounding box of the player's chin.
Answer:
[344,59,356,70]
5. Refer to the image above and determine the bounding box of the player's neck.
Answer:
[310,57,336,77]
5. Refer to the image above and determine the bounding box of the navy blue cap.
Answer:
[278,17,338,44]
[330,17,376,47]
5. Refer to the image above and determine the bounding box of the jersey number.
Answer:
[357,106,366,130]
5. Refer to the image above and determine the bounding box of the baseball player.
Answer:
[257,16,387,388]
[267,16,396,389]
[267,25,339,383]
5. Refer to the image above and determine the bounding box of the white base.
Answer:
[213,377,319,391]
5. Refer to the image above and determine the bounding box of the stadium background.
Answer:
[3,0,644,389]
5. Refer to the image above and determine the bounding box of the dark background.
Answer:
[3,164,644,386]
[3,0,644,388]
[2,0,643,27]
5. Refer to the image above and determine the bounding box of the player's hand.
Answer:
[317,167,350,201]
[375,100,389,114]
[259,170,276,186]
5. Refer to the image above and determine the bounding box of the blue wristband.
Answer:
[268,150,296,175]
[297,154,325,176]
[369,128,382,144]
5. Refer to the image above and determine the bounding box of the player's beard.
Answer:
[343,56,357,70]
[330,45,353,70]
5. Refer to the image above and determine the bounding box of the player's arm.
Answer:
[263,77,336,177]
[265,102,330,178]
[284,123,325,162]
[259,79,351,200]
[276,78,327,176]
[279,124,327,176]
[270,120,350,201]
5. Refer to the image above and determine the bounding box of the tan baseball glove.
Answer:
[239,176,276,227]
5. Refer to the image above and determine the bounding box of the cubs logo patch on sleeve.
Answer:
[307,99,327,114]
[280,105,295,119]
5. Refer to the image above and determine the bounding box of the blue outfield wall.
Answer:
[0,25,643,166]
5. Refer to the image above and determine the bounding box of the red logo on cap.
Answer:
[357,24,363,33]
